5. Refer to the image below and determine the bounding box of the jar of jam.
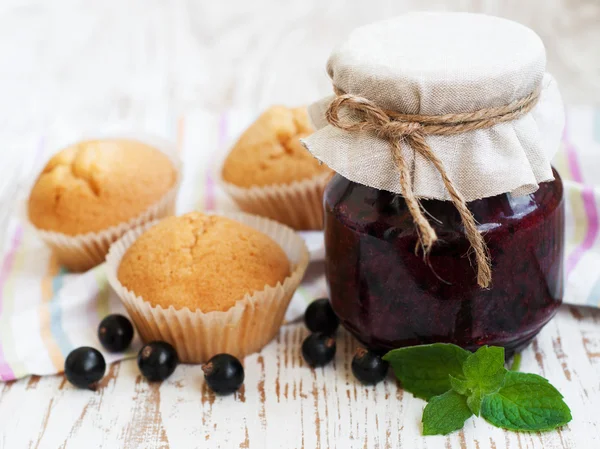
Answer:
[302,13,566,355]
[324,171,564,356]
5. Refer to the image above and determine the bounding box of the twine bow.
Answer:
[325,86,540,288]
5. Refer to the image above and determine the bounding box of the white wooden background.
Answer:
[1,1,600,448]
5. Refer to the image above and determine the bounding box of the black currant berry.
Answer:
[65,347,106,390]
[137,341,178,382]
[202,354,245,395]
[351,348,389,385]
[98,314,134,352]
[304,298,339,335]
[302,333,336,367]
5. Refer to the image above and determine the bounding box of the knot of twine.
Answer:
[325,86,540,288]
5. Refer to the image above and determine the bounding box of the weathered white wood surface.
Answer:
[1,1,599,448]
[1,307,600,449]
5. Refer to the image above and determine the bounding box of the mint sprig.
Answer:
[384,344,571,436]
[457,345,506,415]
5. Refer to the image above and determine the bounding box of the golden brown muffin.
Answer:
[221,106,331,187]
[28,139,177,236]
[117,212,291,313]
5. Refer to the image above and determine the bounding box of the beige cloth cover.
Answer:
[302,12,564,201]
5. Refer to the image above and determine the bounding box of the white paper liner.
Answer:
[105,211,310,363]
[26,132,182,272]
[218,171,332,230]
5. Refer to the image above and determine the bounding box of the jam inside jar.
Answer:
[325,169,564,357]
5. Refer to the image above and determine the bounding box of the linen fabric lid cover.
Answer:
[302,12,564,201]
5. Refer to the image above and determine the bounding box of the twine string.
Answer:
[325,86,540,288]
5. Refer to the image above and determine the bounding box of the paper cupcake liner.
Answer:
[218,171,332,230]
[26,132,182,272]
[105,211,310,363]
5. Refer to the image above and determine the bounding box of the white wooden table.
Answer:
[1,1,599,448]
[2,307,600,448]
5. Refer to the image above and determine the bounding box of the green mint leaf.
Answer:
[449,375,469,395]
[422,390,474,436]
[480,371,572,431]
[454,346,508,415]
[502,371,551,387]
[467,390,483,416]
[383,344,471,400]
[463,346,507,394]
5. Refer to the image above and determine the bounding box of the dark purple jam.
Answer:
[325,170,564,357]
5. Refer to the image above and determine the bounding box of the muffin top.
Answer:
[28,139,177,235]
[221,106,331,187]
[117,212,291,312]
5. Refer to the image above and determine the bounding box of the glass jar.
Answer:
[324,169,564,357]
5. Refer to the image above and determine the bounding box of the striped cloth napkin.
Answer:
[0,106,599,381]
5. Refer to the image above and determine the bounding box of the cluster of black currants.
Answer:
[302,298,389,385]
[64,314,176,389]
[64,314,244,395]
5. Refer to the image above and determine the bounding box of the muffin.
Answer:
[220,106,332,230]
[106,211,310,363]
[118,213,290,311]
[27,138,180,271]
